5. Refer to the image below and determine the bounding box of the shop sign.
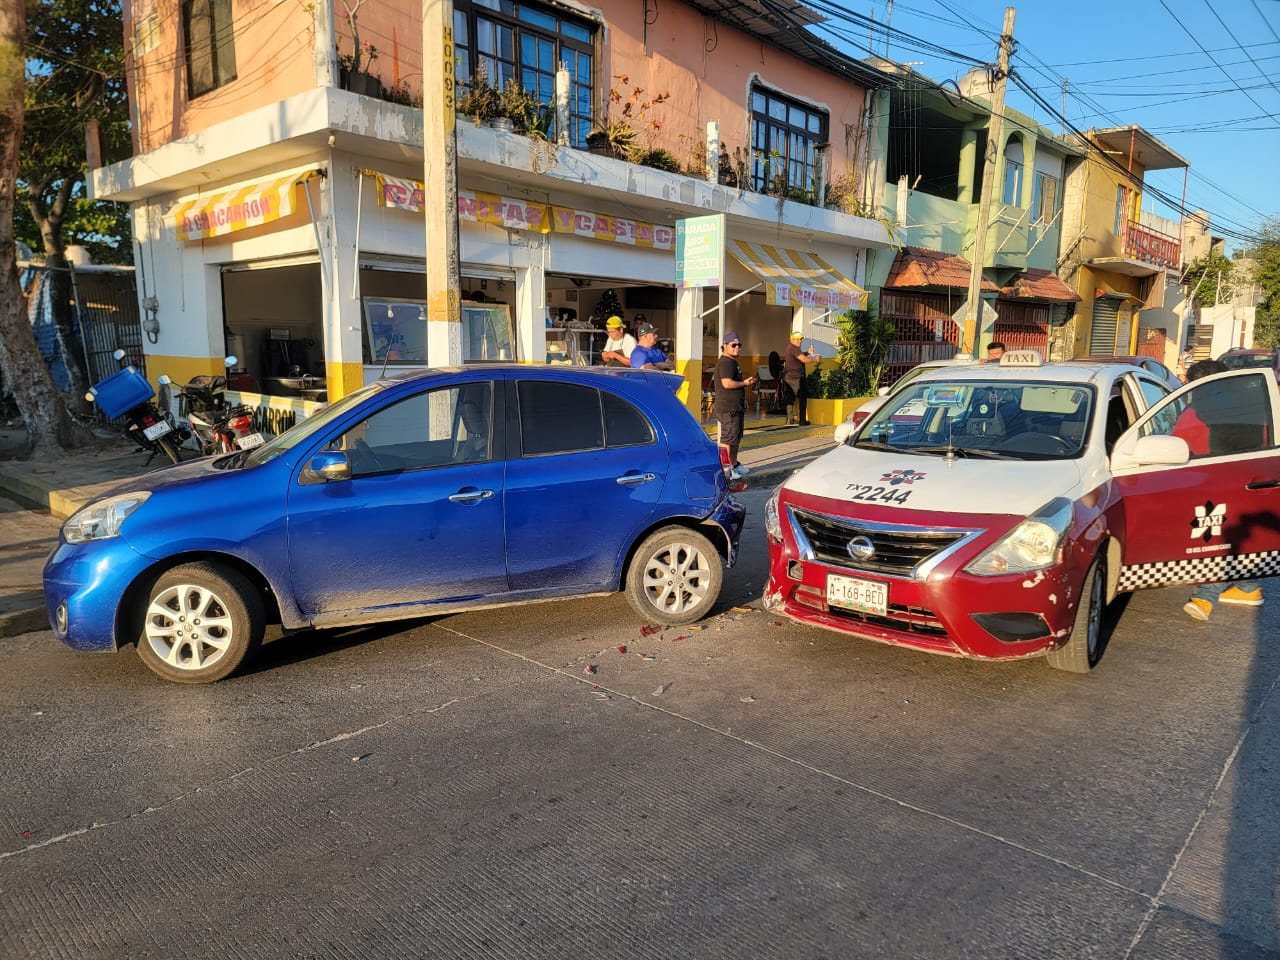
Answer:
[675,215,724,288]
[173,172,316,242]
[367,171,674,251]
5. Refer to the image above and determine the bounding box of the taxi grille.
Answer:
[793,509,971,577]
[830,602,948,638]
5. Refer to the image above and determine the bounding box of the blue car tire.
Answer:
[625,526,723,626]
[135,562,265,684]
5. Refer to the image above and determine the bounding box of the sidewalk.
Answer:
[0,416,834,638]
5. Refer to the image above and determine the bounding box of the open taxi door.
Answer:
[1108,369,1280,593]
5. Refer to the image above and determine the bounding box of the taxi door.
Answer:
[1109,369,1280,592]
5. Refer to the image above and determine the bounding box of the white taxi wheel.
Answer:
[1046,554,1105,674]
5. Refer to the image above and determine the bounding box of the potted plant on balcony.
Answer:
[586,75,668,163]
[456,62,500,126]
[496,78,538,134]
[338,0,382,98]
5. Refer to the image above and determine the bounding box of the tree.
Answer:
[1181,249,1238,307]
[1247,217,1280,349]
[20,0,131,409]
[1,0,92,456]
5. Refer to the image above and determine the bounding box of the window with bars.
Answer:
[454,0,595,147]
[749,87,827,200]
[182,0,237,99]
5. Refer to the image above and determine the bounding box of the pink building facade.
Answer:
[96,0,894,415]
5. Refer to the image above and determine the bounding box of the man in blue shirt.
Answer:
[629,322,674,371]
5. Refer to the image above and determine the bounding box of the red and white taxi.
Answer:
[764,351,1280,672]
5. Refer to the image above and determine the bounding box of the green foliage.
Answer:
[637,147,681,172]
[805,304,895,399]
[21,0,132,260]
[456,61,500,123]
[1182,249,1238,304]
[1246,217,1280,347]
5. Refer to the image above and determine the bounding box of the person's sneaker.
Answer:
[729,467,745,481]
[1220,586,1264,606]
[797,419,811,426]
[733,463,751,476]
[1183,597,1213,621]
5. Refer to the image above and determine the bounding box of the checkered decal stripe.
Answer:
[1119,550,1280,591]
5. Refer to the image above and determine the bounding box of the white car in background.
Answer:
[833,354,977,444]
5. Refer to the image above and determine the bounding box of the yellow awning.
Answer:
[728,240,868,311]
[173,170,320,242]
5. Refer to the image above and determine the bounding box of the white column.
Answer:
[675,285,705,416]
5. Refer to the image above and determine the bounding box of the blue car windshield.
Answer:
[242,381,387,467]
[856,379,1096,460]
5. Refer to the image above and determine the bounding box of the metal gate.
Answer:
[990,301,1050,357]
[880,290,962,387]
[1088,295,1122,357]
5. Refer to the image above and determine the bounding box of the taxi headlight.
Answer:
[965,498,1073,576]
[63,492,151,544]
[764,486,782,541]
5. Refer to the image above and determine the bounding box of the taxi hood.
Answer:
[787,444,1084,516]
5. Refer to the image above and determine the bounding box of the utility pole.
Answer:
[961,6,1015,357]
[423,0,463,364]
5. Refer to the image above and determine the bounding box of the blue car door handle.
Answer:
[616,472,657,485]
[448,488,495,503]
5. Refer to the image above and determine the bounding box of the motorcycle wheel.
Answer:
[156,434,182,464]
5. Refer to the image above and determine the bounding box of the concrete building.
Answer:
[90,0,897,421]
[1057,125,1189,370]
[858,65,1083,383]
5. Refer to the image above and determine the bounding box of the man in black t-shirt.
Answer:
[713,331,756,480]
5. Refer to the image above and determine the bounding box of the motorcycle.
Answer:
[86,349,187,466]
[157,356,265,456]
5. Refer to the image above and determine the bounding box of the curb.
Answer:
[0,608,47,640]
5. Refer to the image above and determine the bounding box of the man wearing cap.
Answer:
[629,322,674,371]
[600,316,636,367]
[714,332,756,480]
[783,329,819,425]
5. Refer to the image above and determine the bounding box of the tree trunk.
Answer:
[0,0,92,458]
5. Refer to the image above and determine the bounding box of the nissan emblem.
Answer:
[846,535,875,561]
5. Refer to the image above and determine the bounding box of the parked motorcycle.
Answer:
[86,349,186,466]
[158,357,264,456]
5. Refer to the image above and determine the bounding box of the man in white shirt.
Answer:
[600,316,637,366]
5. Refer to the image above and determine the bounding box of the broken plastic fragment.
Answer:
[640,624,662,637]
[652,683,669,696]
[739,696,756,703]
[584,664,598,675]
[671,635,687,643]
[616,645,627,654]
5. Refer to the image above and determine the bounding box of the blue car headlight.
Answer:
[63,492,151,544]
[965,498,1073,576]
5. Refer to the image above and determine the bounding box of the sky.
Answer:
[804,0,1280,253]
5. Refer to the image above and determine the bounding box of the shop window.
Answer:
[463,301,516,361]
[750,86,827,200]
[454,0,595,147]
[364,298,427,367]
[1031,171,1058,224]
[182,0,237,98]
[334,382,494,477]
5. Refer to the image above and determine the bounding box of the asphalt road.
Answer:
[2,486,1277,959]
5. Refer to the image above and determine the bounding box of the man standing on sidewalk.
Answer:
[784,330,819,425]
[714,332,756,481]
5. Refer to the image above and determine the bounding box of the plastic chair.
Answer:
[754,364,779,418]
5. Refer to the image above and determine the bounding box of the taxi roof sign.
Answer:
[999,349,1044,367]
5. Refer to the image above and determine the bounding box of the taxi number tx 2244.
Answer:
[764,353,1280,673]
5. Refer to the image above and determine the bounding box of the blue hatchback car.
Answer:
[44,365,745,684]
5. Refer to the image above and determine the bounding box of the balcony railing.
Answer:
[1124,220,1181,271]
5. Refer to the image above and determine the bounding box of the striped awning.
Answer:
[173,170,321,242]
[728,240,868,311]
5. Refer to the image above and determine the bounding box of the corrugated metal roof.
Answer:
[884,247,998,291]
